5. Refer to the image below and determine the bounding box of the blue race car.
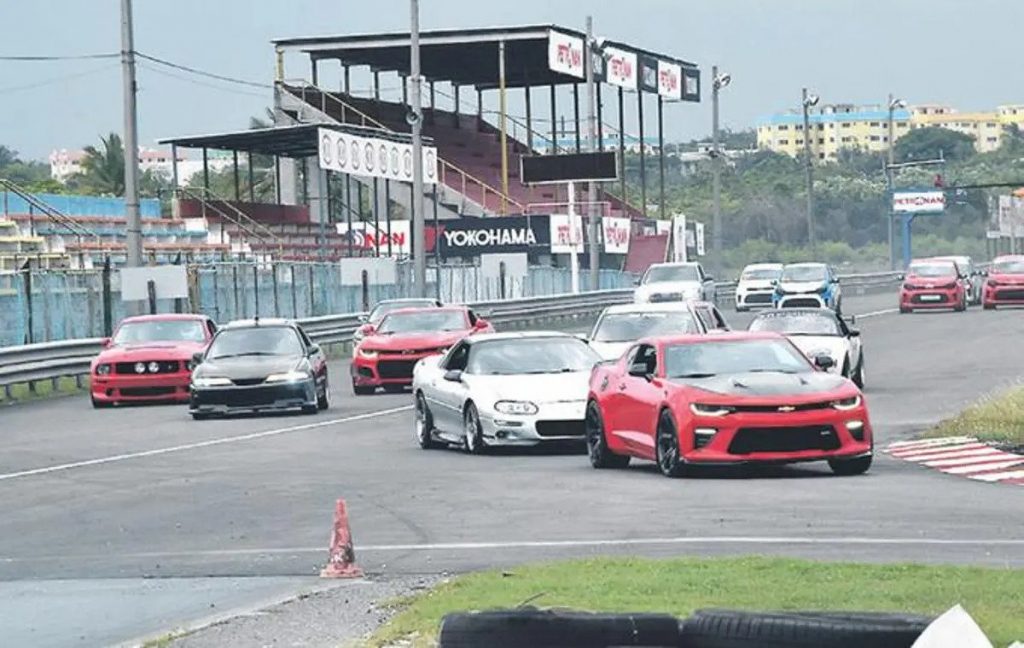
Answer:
[772,263,843,313]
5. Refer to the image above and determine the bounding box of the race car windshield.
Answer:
[592,312,699,342]
[644,265,700,283]
[992,259,1024,274]
[368,300,438,322]
[467,338,600,375]
[781,265,826,282]
[113,320,206,345]
[741,268,782,281]
[909,262,957,277]
[207,327,304,359]
[377,310,467,334]
[748,313,840,336]
[665,339,811,378]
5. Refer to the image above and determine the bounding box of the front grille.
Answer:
[232,378,265,386]
[380,348,442,357]
[377,360,418,379]
[649,293,682,303]
[730,401,833,413]
[115,360,180,375]
[535,420,586,438]
[743,293,773,305]
[208,385,300,408]
[728,425,840,454]
[120,386,176,397]
[911,293,948,304]
[780,297,822,308]
[995,288,1024,300]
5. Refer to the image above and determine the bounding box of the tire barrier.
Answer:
[436,607,935,648]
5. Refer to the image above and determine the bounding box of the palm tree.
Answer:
[77,133,125,196]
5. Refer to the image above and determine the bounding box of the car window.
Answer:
[631,344,657,376]
[297,326,314,350]
[643,265,700,283]
[664,339,811,378]
[591,310,700,341]
[467,309,478,326]
[377,310,468,334]
[206,320,218,336]
[749,311,841,336]
[445,342,471,371]
[695,306,715,330]
[711,307,729,330]
[207,326,304,359]
[466,338,599,375]
[113,319,208,345]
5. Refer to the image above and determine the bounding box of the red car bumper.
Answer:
[900,286,962,310]
[983,282,1024,307]
[351,351,440,387]
[90,372,192,403]
[678,404,873,465]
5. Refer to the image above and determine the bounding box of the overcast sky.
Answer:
[2,0,1021,160]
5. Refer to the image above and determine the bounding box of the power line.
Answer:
[0,63,120,95]
[136,61,269,99]
[135,51,270,89]
[0,53,119,61]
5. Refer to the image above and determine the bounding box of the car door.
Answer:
[297,325,328,388]
[428,341,471,433]
[837,316,861,368]
[613,343,661,460]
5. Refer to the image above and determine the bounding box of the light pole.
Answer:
[711,67,730,278]
[585,16,600,291]
[886,94,907,270]
[409,0,426,297]
[120,0,141,272]
[802,88,820,255]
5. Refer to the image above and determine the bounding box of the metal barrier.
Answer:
[0,271,905,397]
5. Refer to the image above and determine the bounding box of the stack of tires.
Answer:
[438,607,933,648]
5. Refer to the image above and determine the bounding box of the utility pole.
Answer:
[802,88,819,255]
[120,0,142,272]
[585,15,600,291]
[409,0,426,296]
[886,94,906,270]
[711,67,730,278]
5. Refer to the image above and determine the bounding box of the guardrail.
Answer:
[0,272,907,398]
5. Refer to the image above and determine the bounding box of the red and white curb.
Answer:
[886,437,1024,485]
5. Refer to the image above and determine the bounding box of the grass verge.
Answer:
[925,385,1024,447]
[0,376,84,405]
[369,556,1024,647]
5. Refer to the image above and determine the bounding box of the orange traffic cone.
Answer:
[319,498,364,578]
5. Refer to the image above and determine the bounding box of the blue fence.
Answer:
[0,262,636,347]
[1,192,161,218]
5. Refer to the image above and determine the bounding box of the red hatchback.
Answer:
[584,332,873,478]
[983,255,1024,309]
[350,306,493,395]
[899,258,968,313]
[90,314,217,407]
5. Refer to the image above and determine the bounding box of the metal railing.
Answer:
[175,186,283,254]
[1,178,100,242]
[0,270,908,396]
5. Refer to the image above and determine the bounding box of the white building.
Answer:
[49,147,234,186]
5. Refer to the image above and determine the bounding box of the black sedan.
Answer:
[189,318,329,420]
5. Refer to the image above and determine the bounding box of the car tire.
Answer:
[585,400,629,469]
[317,381,330,410]
[852,357,866,389]
[655,410,687,478]
[899,305,911,314]
[463,402,486,454]
[954,295,966,312]
[91,395,112,409]
[415,392,439,450]
[680,608,931,648]
[301,402,319,415]
[983,302,996,310]
[190,411,210,421]
[828,454,873,476]
[352,379,375,396]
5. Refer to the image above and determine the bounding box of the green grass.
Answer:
[0,376,84,405]
[369,556,1024,647]
[926,385,1024,446]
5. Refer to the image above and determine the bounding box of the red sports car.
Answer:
[898,257,968,313]
[351,306,493,395]
[90,314,217,407]
[983,255,1024,309]
[585,331,873,477]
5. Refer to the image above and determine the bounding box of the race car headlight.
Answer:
[95,364,111,376]
[690,403,734,417]
[494,400,539,415]
[832,395,862,411]
[265,370,310,383]
[358,348,379,359]
[147,361,161,374]
[193,376,232,388]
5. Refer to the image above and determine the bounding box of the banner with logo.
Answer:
[336,221,411,255]
[432,215,551,258]
[548,30,585,79]
[892,190,946,214]
[657,60,683,100]
[682,67,700,102]
[549,214,586,254]
[671,214,687,263]
[604,46,638,90]
[640,56,659,94]
[602,217,631,254]
[694,221,706,256]
[318,128,437,184]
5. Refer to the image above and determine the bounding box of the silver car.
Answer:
[587,301,729,361]
[411,332,601,453]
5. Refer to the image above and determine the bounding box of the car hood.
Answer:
[587,340,633,361]
[988,272,1024,284]
[777,281,826,294]
[361,330,469,351]
[196,355,301,380]
[671,370,849,398]
[469,371,591,403]
[95,341,206,363]
[738,279,775,291]
[639,280,703,294]
[785,335,849,359]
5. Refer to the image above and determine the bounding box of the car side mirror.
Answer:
[474,319,490,330]
[704,275,714,282]
[100,337,112,349]
[834,277,841,284]
[813,355,836,371]
[897,274,905,281]
[443,369,463,382]
[770,279,779,286]
[308,343,321,356]
[628,362,651,379]
[360,324,375,335]
[848,329,861,337]
[191,351,205,366]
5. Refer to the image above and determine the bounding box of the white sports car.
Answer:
[411,332,601,452]
[747,307,865,387]
[587,301,729,361]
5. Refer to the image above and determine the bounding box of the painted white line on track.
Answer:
[856,308,899,319]
[5,536,1024,564]
[898,447,1001,462]
[924,453,1019,468]
[942,459,1024,475]
[970,469,1024,482]
[887,436,976,450]
[0,405,414,483]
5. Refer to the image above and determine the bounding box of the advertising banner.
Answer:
[694,221,706,256]
[892,190,946,214]
[548,30,585,79]
[639,56,659,94]
[336,221,411,255]
[318,128,437,184]
[602,217,631,254]
[682,67,701,102]
[604,46,638,90]
[433,215,551,258]
[671,213,687,263]
[657,60,683,100]
[549,214,586,254]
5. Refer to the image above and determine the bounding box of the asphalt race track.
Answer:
[2,292,1024,644]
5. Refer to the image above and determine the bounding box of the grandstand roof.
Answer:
[273,24,698,91]
[158,123,427,157]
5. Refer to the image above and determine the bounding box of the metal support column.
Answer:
[202,147,210,192]
[232,150,241,200]
[525,84,533,152]
[373,178,381,256]
[274,156,281,203]
[499,39,509,213]
[618,86,626,205]
[550,85,558,152]
[573,83,581,152]
[311,58,318,86]
[170,144,179,188]
[385,180,393,257]
[410,0,426,295]
[597,83,604,151]
[585,14,599,290]
[657,95,665,221]
[247,152,255,202]
[638,89,647,217]
[453,84,461,128]
[120,0,142,272]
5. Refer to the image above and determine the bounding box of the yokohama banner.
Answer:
[431,215,551,258]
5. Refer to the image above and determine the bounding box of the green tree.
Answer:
[893,127,975,164]
[75,133,126,196]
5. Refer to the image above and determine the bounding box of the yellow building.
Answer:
[758,103,1024,159]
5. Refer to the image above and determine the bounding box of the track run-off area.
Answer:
[1,292,1024,643]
